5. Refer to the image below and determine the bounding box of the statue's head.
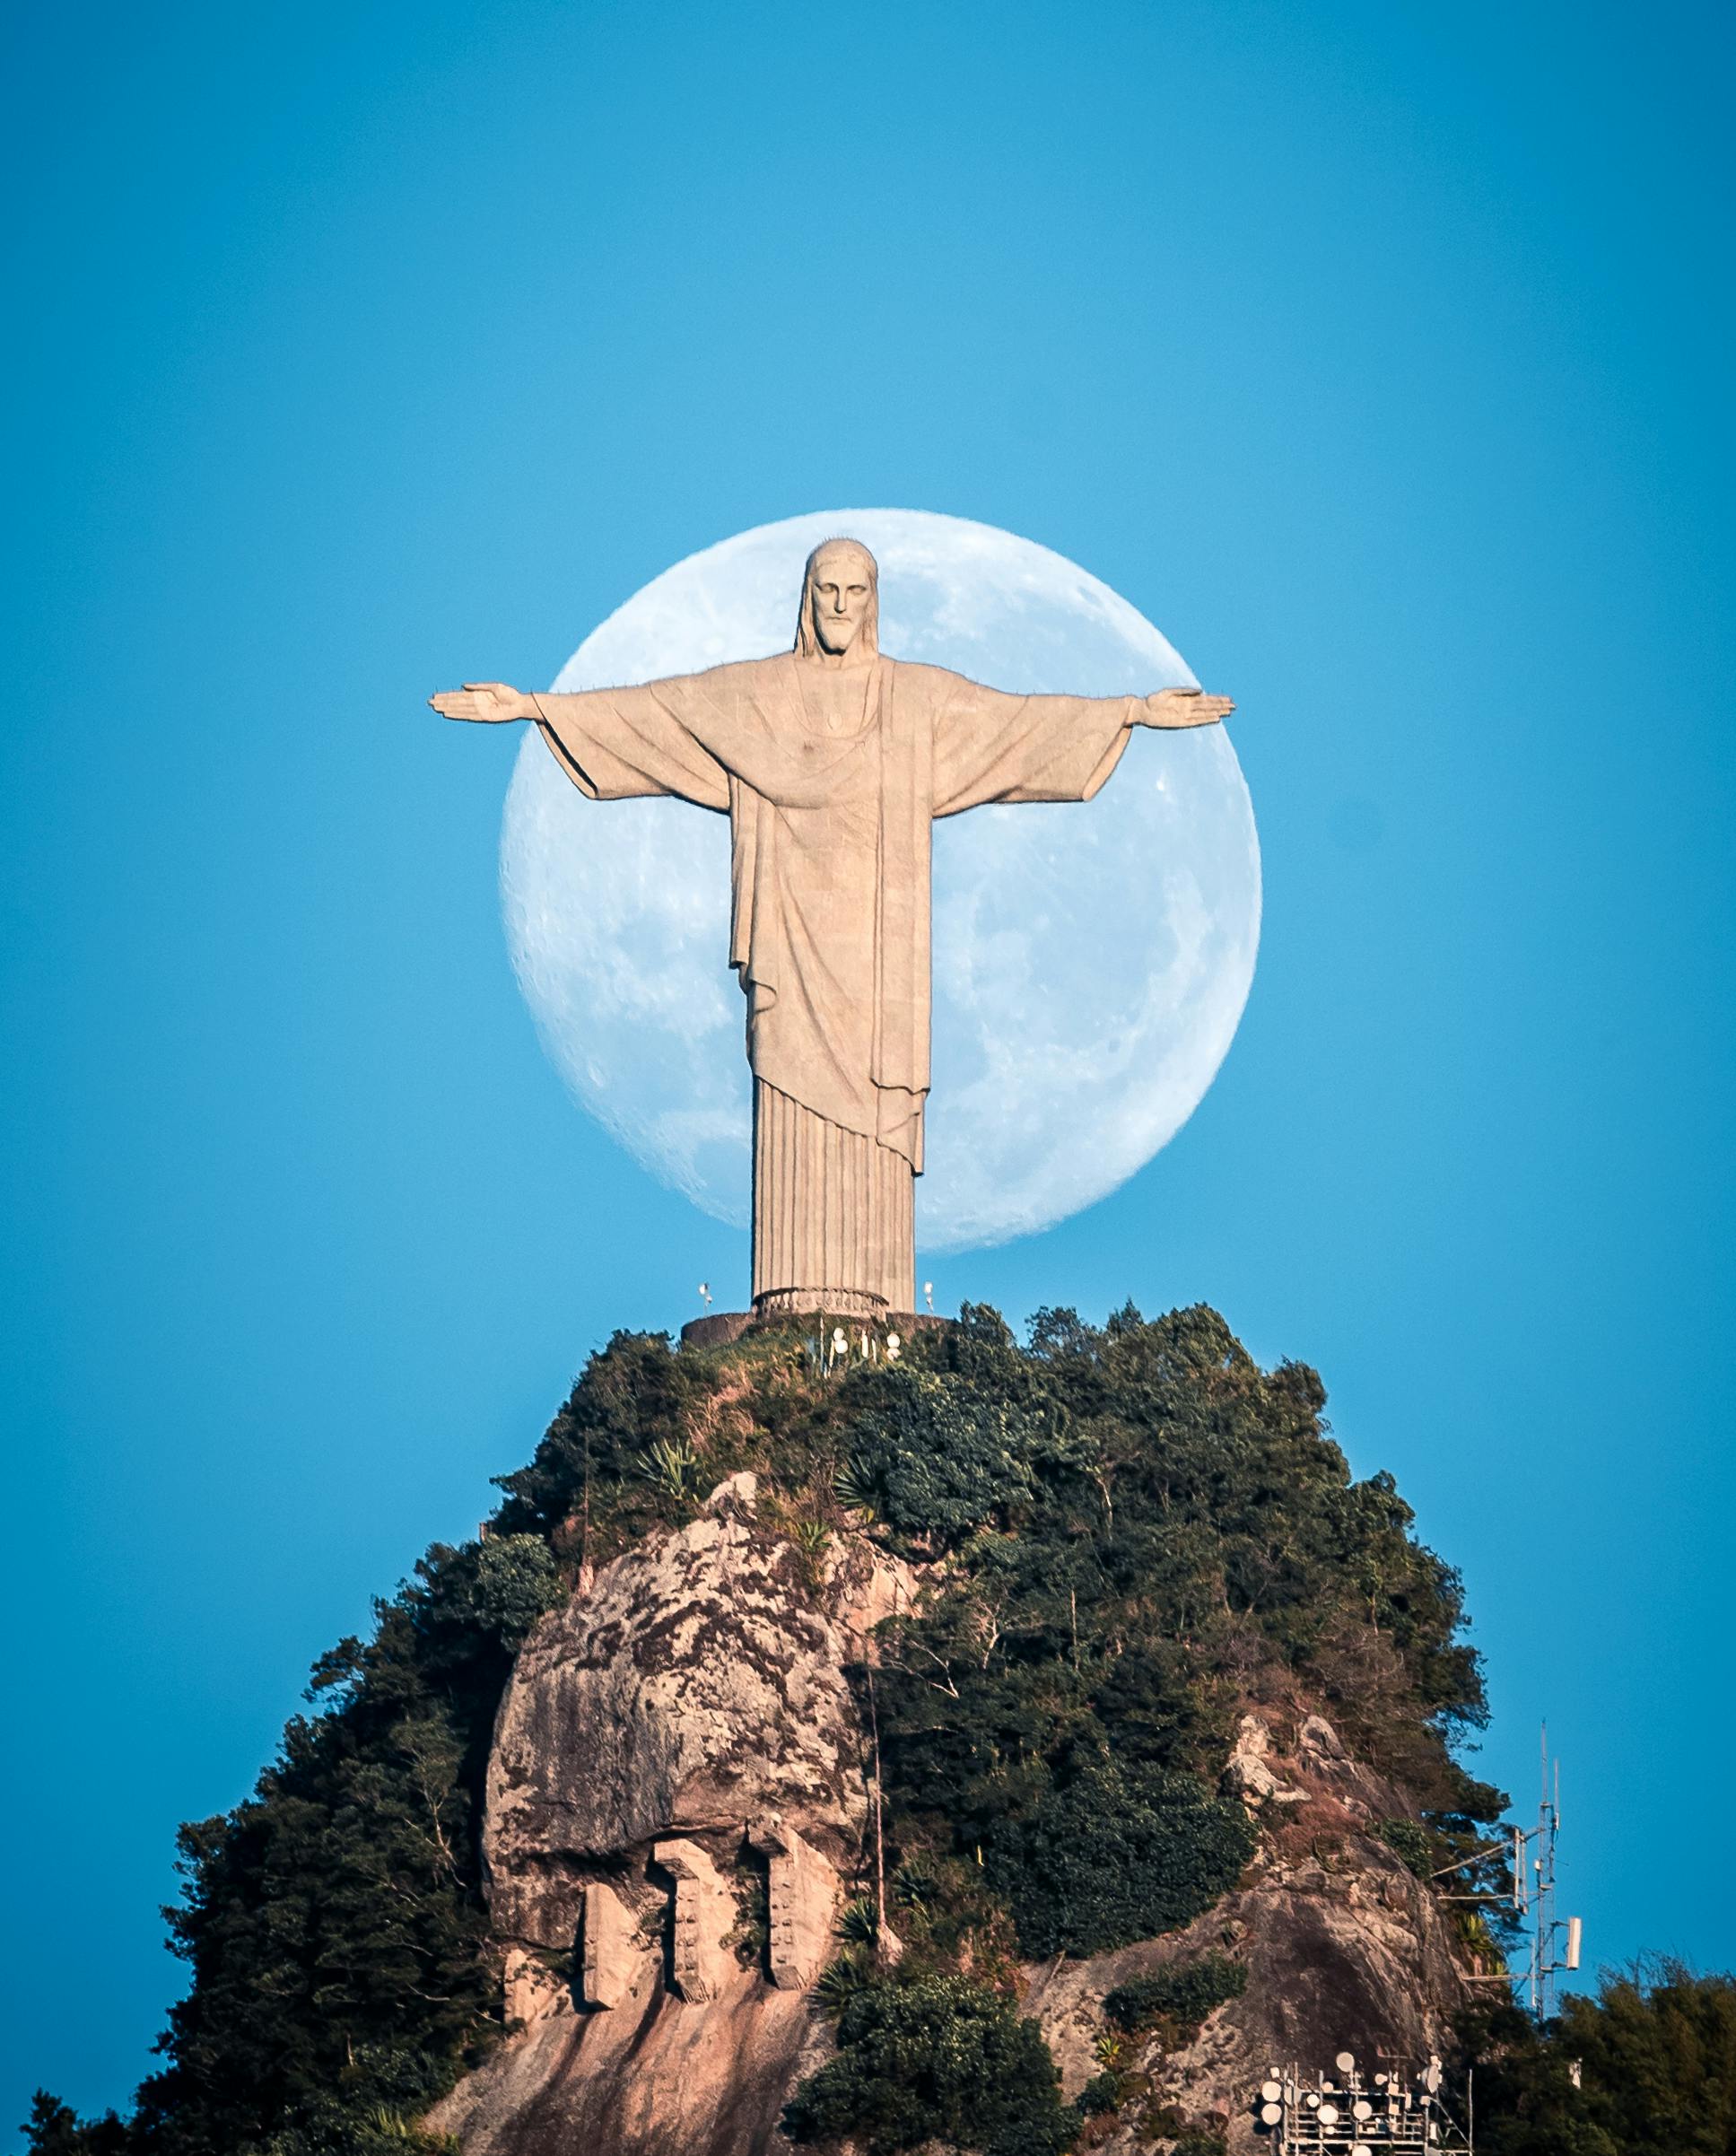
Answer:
[794,537,879,661]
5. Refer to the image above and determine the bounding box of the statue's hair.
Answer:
[793,537,879,659]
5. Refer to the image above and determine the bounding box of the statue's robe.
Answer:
[532,655,1142,1314]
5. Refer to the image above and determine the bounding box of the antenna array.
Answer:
[1256,2053,1470,2150]
[1436,1724,1582,2017]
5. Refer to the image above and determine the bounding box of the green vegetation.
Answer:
[982,1760,1253,1959]
[779,1975,1074,2156]
[1074,2071,1121,2117]
[1459,1962,1736,2154]
[128,1533,556,2156]
[22,2096,128,2155]
[838,1366,1065,1549]
[1102,1952,1248,2035]
[23,1302,1508,2156]
[1374,1814,1437,1879]
[859,1305,1496,1978]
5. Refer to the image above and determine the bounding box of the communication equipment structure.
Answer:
[1435,1724,1582,2017]
[1254,2053,1470,2149]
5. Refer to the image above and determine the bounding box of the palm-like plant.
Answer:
[835,1893,879,1946]
[832,1455,879,1519]
[794,1516,833,1560]
[812,1947,874,2018]
[632,1436,701,1500]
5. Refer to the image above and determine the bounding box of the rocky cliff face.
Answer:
[432,1474,1473,2156]
[431,1474,915,2156]
[1029,1712,1473,2151]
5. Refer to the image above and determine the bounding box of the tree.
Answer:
[781,1976,1075,2156]
[20,2093,128,2154]
[986,1759,1254,1959]
[1469,1963,1736,2155]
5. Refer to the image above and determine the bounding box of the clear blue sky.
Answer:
[4,0,1731,2127]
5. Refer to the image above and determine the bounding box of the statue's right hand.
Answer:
[429,682,537,723]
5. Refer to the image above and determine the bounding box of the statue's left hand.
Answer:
[429,682,538,723]
[1142,687,1234,729]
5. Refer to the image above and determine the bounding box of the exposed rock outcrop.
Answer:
[435,1486,1476,2156]
[1027,1712,1471,2152]
[432,1476,914,2156]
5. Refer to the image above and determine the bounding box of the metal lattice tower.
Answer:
[1255,2053,1470,2150]
[1436,1724,1582,2018]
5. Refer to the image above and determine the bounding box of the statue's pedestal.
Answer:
[679,1309,947,1350]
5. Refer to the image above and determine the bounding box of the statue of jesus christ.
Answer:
[432,538,1232,1320]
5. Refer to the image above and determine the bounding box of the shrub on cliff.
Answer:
[1103,1952,1248,2035]
[781,1974,1075,2156]
[492,1329,722,1555]
[838,1366,1048,1548]
[983,1759,1254,1959]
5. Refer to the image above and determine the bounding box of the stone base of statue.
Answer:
[681,1306,947,1350]
[755,1283,890,1322]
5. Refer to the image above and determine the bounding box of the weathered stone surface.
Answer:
[1223,1712,1306,1808]
[432,1959,830,2156]
[1027,1713,1474,2153]
[430,1480,920,2153]
[502,1947,562,2031]
[1028,1841,1470,2152]
[484,1474,914,1957]
[579,1881,643,2010]
[748,1817,840,1991]
[654,1837,734,2004]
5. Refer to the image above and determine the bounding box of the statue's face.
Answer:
[807,550,874,657]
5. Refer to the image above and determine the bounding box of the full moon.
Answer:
[501,509,1261,1253]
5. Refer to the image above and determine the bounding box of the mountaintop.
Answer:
[30,1302,1590,2156]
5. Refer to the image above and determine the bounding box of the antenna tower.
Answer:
[1437,1722,1582,2018]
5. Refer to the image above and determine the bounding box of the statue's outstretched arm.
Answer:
[929,669,1235,817]
[430,682,537,723]
[432,675,732,811]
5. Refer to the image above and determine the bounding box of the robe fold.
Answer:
[532,654,1140,1311]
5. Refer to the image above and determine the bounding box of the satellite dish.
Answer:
[1424,2056,1443,2094]
[1335,2051,1357,2074]
[1259,2102,1282,2125]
